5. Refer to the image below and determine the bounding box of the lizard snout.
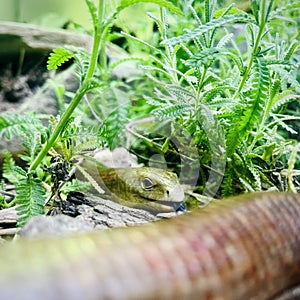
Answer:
[167,184,185,202]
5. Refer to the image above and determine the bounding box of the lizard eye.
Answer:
[141,177,154,190]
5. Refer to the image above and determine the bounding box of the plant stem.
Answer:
[86,0,104,80]
[29,0,104,172]
[14,0,21,22]
[198,65,208,96]
[29,88,85,172]
[160,7,178,83]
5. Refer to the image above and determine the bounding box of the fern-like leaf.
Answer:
[2,151,24,185]
[272,92,299,111]
[283,40,299,60]
[15,176,46,227]
[166,85,195,104]
[105,88,130,148]
[60,178,92,194]
[0,113,44,140]
[221,168,235,196]
[72,126,104,155]
[85,0,98,28]
[162,14,254,46]
[185,48,244,74]
[70,47,91,82]
[271,66,300,93]
[184,48,222,68]
[270,114,299,135]
[117,0,182,15]
[248,163,262,191]
[47,47,74,70]
[154,103,192,120]
[226,57,269,156]
[239,177,255,192]
[269,2,300,21]
[287,143,300,193]
[269,79,281,101]
[144,95,166,107]
[216,33,234,48]
[202,85,236,103]
[108,56,145,77]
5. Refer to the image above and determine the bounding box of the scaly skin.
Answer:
[80,158,185,213]
[98,167,184,203]
[0,192,300,300]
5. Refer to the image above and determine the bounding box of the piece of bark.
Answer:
[69,193,160,230]
[0,227,17,237]
[0,207,18,239]
[0,21,140,79]
[0,21,93,61]
[0,193,162,240]
[20,215,94,239]
[0,206,17,225]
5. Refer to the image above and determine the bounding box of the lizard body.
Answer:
[0,192,300,299]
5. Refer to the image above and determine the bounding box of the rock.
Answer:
[68,192,159,230]
[19,214,94,238]
[93,147,141,168]
[0,21,93,61]
[0,22,90,161]
[0,206,17,225]
[0,207,18,239]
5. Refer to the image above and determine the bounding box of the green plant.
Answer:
[123,0,300,196]
[0,0,182,227]
[0,0,299,226]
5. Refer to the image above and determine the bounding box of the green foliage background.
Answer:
[0,0,299,225]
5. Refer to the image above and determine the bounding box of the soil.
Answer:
[0,56,49,112]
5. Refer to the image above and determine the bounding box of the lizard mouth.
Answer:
[151,200,187,212]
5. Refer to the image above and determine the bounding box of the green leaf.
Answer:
[185,47,244,72]
[269,2,300,21]
[287,143,300,193]
[85,0,98,28]
[226,57,269,156]
[214,6,248,18]
[271,67,300,93]
[2,152,25,185]
[221,169,235,196]
[205,0,214,23]
[47,47,74,70]
[60,178,91,194]
[154,103,192,119]
[248,163,261,191]
[262,143,276,161]
[203,85,236,103]
[105,87,130,148]
[0,113,44,140]
[15,176,46,227]
[251,0,259,23]
[185,48,222,68]
[284,40,299,61]
[271,92,299,112]
[239,177,255,192]
[162,14,255,46]
[117,0,182,15]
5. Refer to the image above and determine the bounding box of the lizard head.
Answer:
[102,167,185,211]
[132,167,184,202]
